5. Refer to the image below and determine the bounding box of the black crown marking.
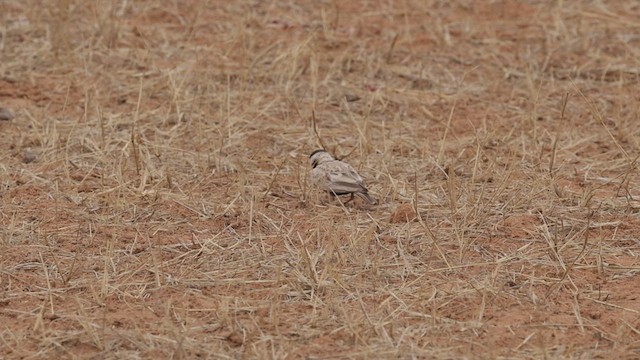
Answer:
[309,149,326,158]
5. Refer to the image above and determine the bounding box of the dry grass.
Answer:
[2,0,640,358]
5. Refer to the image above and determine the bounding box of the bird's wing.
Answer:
[326,166,368,194]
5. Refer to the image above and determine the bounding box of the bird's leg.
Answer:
[342,193,355,205]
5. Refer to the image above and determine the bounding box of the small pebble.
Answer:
[0,107,14,121]
[344,94,361,102]
[389,203,418,223]
[23,151,36,163]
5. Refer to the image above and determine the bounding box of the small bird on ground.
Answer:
[309,149,377,205]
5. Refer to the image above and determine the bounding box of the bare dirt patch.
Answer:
[2,0,640,358]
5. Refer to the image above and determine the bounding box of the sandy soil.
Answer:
[2,0,640,358]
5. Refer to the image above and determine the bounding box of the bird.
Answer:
[309,149,377,205]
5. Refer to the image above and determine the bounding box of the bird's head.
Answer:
[309,149,334,168]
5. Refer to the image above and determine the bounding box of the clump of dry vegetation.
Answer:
[2,0,640,358]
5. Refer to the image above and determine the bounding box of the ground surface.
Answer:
[2,1,640,359]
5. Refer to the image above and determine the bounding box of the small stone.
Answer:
[226,331,244,347]
[0,107,14,121]
[344,93,361,102]
[23,150,36,163]
[389,203,417,223]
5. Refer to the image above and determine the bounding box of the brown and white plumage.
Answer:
[309,149,377,204]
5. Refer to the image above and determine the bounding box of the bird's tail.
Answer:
[357,192,378,205]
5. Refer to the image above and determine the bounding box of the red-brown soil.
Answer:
[2,0,640,358]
